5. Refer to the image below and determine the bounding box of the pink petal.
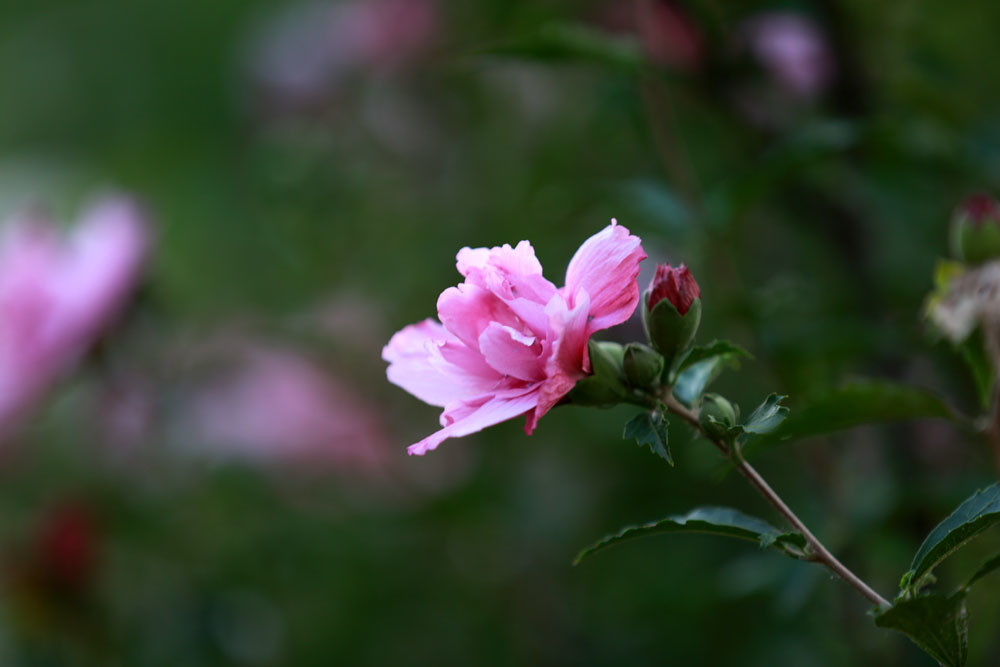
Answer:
[437,282,532,350]
[407,387,539,455]
[563,220,646,335]
[478,322,543,382]
[383,319,500,407]
[525,290,591,433]
[455,241,557,329]
[48,197,149,346]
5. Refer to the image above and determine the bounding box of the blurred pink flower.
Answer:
[248,0,438,110]
[186,345,387,470]
[0,197,149,437]
[741,12,833,101]
[384,220,646,455]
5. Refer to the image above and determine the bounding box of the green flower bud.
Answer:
[622,342,664,391]
[699,393,738,440]
[566,340,629,407]
[951,194,1000,265]
[642,263,702,364]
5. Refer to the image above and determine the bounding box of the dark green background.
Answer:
[0,0,998,664]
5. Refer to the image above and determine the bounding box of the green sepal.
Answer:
[642,292,701,367]
[699,393,741,441]
[566,339,629,407]
[952,215,1000,265]
[622,342,664,391]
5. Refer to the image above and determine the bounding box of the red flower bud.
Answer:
[647,263,700,315]
[951,193,1000,264]
[955,194,1000,227]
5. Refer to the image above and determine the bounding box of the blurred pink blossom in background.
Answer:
[384,221,646,455]
[740,12,834,101]
[247,0,439,112]
[183,343,388,471]
[0,197,149,440]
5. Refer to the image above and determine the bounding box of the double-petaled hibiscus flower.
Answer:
[383,221,646,455]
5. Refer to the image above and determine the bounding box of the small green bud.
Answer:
[566,340,629,407]
[699,393,738,440]
[622,343,664,390]
[950,194,1000,265]
[642,263,702,364]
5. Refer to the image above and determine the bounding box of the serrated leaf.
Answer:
[671,342,752,407]
[623,410,672,464]
[742,394,789,435]
[484,23,642,71]
[964,553,1000,590]
[745,381,961,456]
[905,483,1000,591]
[875,592,968,667]
[574,506,807,565]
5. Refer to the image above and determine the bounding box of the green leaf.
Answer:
[964,552,1000,590]
[905,483,1000,591]
[623,409,672,464]
[671,340,752,379]
[671,341,752,407]
[484,23,642,71]
[574,506,807,565]
[741,394,789,435]
[875,592,968,667]
[745,381,961,456]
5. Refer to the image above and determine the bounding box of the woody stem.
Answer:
[659,391,891,609]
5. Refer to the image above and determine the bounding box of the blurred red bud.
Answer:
[36,504,98,592]
[636,0,703,71]
[951,193,1000,264]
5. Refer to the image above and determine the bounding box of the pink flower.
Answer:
[383,220,646,455]
[741,12,833,101]
[184,344,387,470]
[248,0,438,111]
[0,197,149,437]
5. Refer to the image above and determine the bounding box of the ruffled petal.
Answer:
[455,241,557,330]
[525,289,591,433]
[478,322,543,382]
[383,319,499,407]
[407,387,540,455]
[563,220,646,335]
[437,282,532,349]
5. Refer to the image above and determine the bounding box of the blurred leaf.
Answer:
[574,506,807,565]
[874,592,968,667]
[745,381,962,456]
[484,23,642,71]
[616,180,693,236]
[964,552,1000,590]
[671,341,752,406]
[905,483,1000,591]
[623,408,672,464]
[741,394,789,436]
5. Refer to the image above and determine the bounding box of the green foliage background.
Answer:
[0,0,999,664]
